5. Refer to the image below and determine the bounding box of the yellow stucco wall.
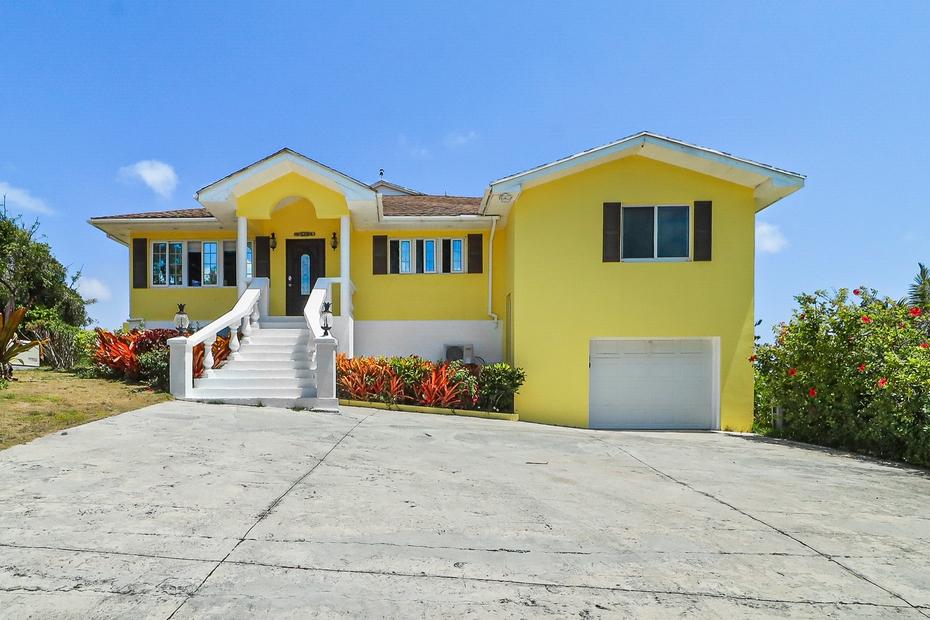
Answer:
[509,156,756,431]
[351,229,500,321]
[247,198,343,316]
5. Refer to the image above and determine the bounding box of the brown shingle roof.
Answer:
[382,194,481,217]
[91,208,215,220]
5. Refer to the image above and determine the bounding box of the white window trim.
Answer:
[620,204,691,263]
[200,241,220,288]
[423,238,438,274]
[398,239,413,274]
[150,239,247,288]
[387,236,468,275]
[449,237,465,273]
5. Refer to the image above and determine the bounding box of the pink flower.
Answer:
[910,307,923,317]
[877,377,888,388]
[921,342,930,349]
[808,387,817,398]
[853,288,862,296]
[861,315,873,324]
[857,362,866,372]
[788,368,798,377]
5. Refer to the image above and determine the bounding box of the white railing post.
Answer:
[314,337,338,408]
[203,334,216,376]
[168,337,193,399]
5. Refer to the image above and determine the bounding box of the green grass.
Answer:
[0,369,170,450]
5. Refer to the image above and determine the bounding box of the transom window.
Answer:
[621,205,690,260]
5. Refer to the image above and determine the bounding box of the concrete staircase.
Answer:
[192,316,319,408]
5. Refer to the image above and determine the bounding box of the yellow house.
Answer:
[89,132,804,430]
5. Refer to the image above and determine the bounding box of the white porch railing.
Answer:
[168,277,269,399]
[304,277,339,408]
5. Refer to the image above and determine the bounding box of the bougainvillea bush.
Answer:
[754,287,930,467]
[336,354,526,412]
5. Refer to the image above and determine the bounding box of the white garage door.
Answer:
[589,339,716,430]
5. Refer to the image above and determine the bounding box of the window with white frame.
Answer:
[399,239,412,273]
[246,241,254,279]
[152,241,185,286]
[389,237,466,274]
[621,205,690,260]
[450,238,464,273]
[423,239,437,273]
[151,239,246,287]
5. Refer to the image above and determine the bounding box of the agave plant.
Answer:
[1,307,45,382]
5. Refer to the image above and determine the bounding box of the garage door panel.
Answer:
[589,339,715,430]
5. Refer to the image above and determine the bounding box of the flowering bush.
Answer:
[336,354,525,412]
[755,287,930,467]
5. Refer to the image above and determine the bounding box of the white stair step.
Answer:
[195,377,312,389]
[249,330,309,340]
[240,344,309,355]
[223,359,313,370]
[234,353,312,362]
[210,368,315,379]
[191,387,318,400]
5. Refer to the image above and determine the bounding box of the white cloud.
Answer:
[119,160,178,198]
[756,221,787,254]
[444,130,478,148]
[397,134,431,159]
[0,181,53,214]
[77,276,112,303]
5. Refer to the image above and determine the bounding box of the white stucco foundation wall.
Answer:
[353,320,502,363]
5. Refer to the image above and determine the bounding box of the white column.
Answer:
[236,216,248,297]
[339,215,351,316]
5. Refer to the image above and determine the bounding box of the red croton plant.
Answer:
[93,328,231,380]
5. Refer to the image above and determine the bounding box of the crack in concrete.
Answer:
[594,435,930,618]
[0,541,218,565]
[220,557,920,610]
[164,411,374,620]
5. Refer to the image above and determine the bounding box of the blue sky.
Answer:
[2,1,929,333]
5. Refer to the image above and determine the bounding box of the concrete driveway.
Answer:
[1,402,928,618]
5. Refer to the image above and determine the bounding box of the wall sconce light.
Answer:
[269,232,277,250]
[320,301,333,336]
[330,232,339,251]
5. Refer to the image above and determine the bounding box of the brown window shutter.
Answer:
[467,234,483,273]
[132,238,148,288]
[603,203,621,262]
[694,201,712,261]
[415,240,424,273]
[389,240,400,274]
[254,236,271,277]
[372,235,388,274]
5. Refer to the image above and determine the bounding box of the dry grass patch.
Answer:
[0,369,170,450]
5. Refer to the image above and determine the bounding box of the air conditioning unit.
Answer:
[444,344,475,364]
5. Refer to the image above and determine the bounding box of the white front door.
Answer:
[589,339,716,430]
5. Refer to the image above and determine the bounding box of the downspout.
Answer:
[487,216,499,324]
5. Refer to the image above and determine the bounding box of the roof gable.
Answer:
[485,131,805,213]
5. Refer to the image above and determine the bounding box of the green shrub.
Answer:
[755,288,930,467]
[138,347,170,392]
[478,363,526,412]
[22,307,96,370]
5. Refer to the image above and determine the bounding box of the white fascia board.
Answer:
[88,217,218,225]
[197,151,376,204]
[489,131,805,197]
[360,215,499,231]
